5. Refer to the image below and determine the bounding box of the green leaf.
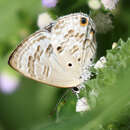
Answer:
[24,38,130,130]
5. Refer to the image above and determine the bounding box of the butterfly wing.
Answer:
[9,28,82,88]
[9,13,96,88]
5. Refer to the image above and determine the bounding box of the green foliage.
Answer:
[24,39,130,130]
[0,1,59,130]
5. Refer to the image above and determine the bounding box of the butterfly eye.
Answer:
[73,87,79,91]
[80,17,88,26]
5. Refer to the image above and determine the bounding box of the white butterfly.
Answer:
[8,12,96,88]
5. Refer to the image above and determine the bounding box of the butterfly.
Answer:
[8,12,97,89]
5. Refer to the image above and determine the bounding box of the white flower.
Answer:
[88,0,101,10]
[94,56,107,69]
[0,72,19,94]
[90,89,98,97]
[76,97,90,112]
[101,0,119,10]
[37,13,53,29]
[112,42,118,49]
[42,0,58,8]
[93,13,114,33]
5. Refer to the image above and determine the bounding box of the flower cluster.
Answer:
[101,0,119,10]
[93,13,114,33]
[88,0,101,10]
[42,0,58,8]
[88,0,119,10]
[37,13,53,28]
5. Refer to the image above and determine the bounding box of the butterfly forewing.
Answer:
[51,13,96,74]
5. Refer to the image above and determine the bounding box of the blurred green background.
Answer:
[0,0,130,130]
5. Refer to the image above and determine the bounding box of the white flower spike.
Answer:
[37,13,53,29]
[76,97,90,112]
[101,0,119,10]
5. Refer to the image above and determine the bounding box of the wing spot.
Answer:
[57,46,63,53]
[37,36,47,42]
[70,45,79,54]
[75,33,79,37]
[40,50,44,56]
[37,45,40,51]
[78,58,81,62]
[54,24,59,29]
[68,63,72,67]
[64,34,69,38]
[34,45,43,61]
[79,33,85,39]
[43,65,50,78]
[68,29,74,34]
[32,36,47,44]
[64,30,74,38]
[28,56,35,76]
[80,17,88,26]
[45,44,53,57]
[90,58,93,61]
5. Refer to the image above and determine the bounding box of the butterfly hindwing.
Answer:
[9,28,82,88]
